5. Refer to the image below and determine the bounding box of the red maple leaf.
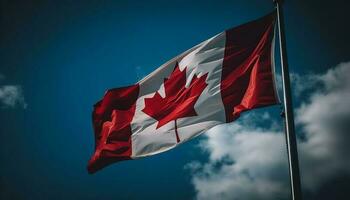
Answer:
[142,63,208,143]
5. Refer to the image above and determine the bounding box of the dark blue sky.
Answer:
[1,0,349,199]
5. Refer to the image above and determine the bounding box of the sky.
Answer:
[1,0,350,199]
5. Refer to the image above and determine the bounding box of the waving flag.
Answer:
[88,12,279,174]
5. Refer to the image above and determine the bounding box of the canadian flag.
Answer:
[88,12,279,173]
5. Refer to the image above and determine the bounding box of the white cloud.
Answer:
[297,62,350,191]
[186,62,350,199]
[186,113,290,200]
[276,70,320,98]
[0,85,27,108]
[289,72,320,97]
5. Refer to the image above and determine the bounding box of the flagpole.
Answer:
[273,0,303,200]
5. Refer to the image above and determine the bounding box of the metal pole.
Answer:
[273,0,303,199]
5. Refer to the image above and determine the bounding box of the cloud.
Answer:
[135,66,148,82]
[289,72,320,97]
[275,70,320,98]
[297,62,350,191]
[186,62,350,199]
[186,113,290,200]
[0,85,27,108]
[187,118,290,200]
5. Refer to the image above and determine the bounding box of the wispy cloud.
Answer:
[135,65,147,82]
[0,74,27,109]
[275,70,321,98]
[290,72,320,97]
[186,62,350,200]
[0,85,27,108]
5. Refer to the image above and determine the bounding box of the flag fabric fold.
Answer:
[88,11,279,174]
